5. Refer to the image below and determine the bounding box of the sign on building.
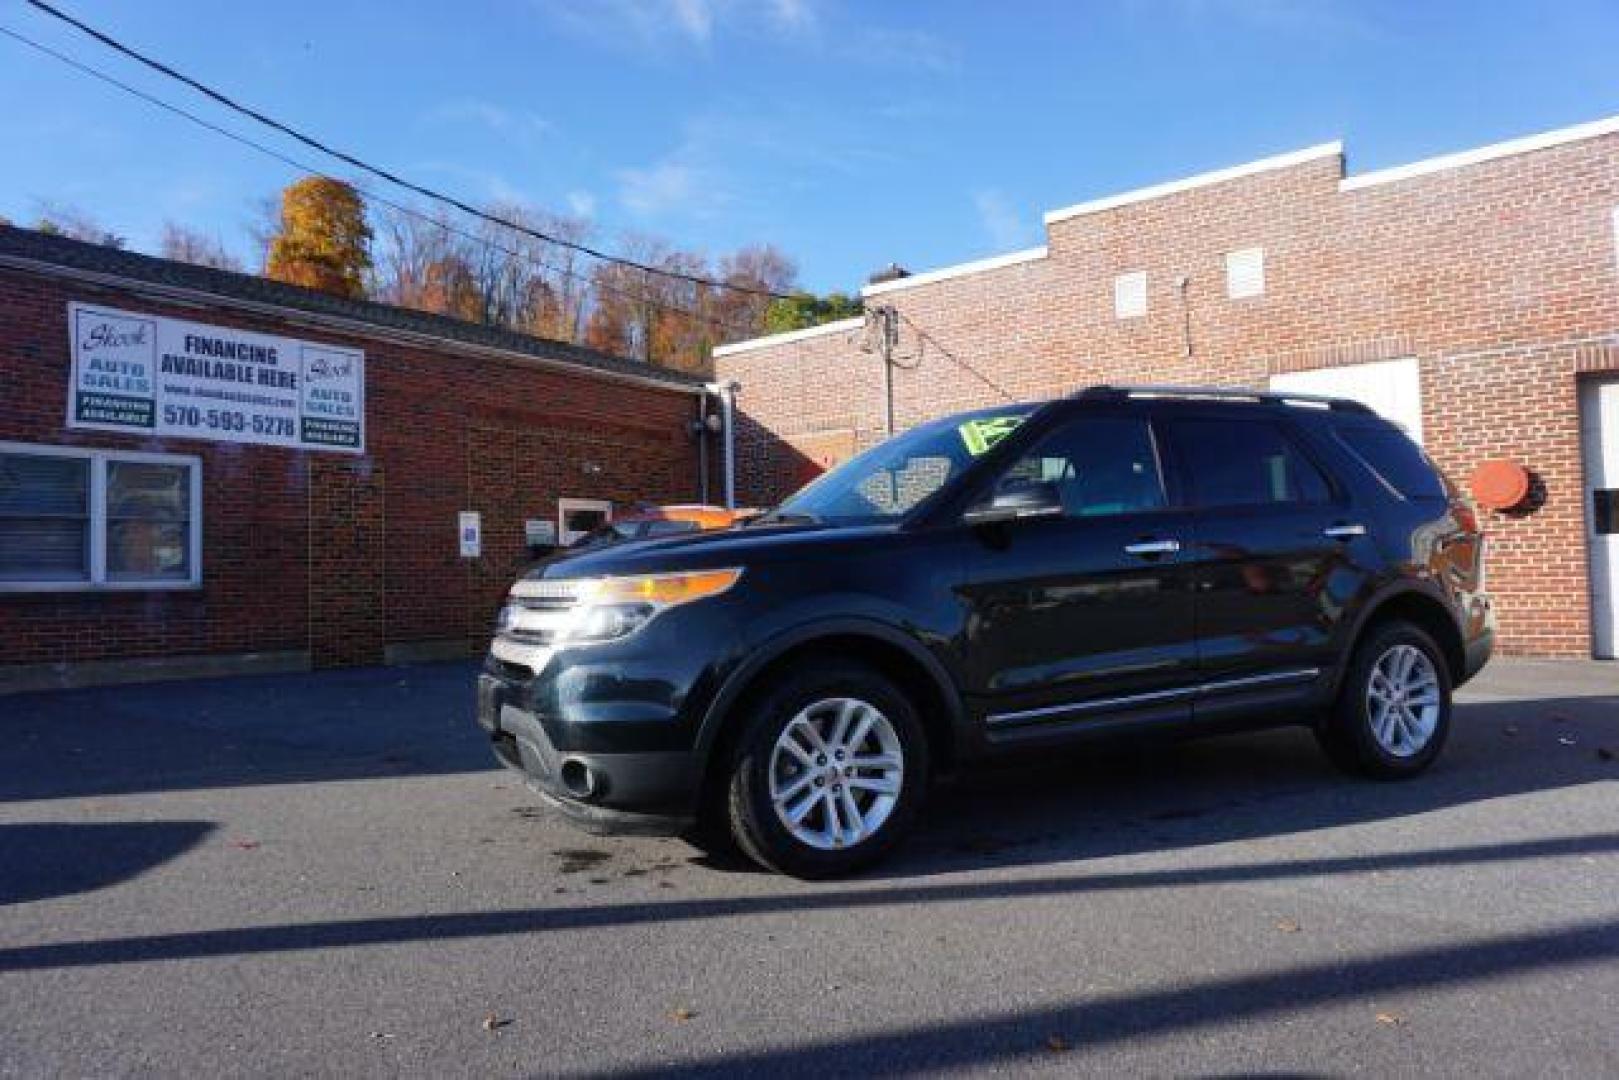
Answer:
[66,302,365,453]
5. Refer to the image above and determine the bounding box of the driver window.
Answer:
[999,417,1167,518]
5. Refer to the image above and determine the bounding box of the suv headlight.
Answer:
[561,568,743,644]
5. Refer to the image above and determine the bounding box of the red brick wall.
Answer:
[717,135,1619,657]
[0,268,705,671]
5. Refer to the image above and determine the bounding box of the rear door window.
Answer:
[1336,426,1448,500]
[1172,418,1332,509]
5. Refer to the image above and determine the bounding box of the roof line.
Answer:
[1340,114,1619,191]
[712,316,864,358]
[0,254,705,395]
[860,246,1049,298]
[1043,141,1344,224]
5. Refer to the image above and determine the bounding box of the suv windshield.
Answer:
[769,406,1035,525]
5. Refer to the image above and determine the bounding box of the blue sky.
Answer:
[2,0,1617,294]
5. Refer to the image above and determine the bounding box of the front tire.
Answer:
[1319,621,1452,779]
[726,660,928,878]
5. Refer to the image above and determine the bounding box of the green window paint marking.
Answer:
[958,415,1024,456]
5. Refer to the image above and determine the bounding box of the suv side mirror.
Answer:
[963,479,1065,526]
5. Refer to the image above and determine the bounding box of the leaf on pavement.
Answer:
[669,1007,697,1022]
[482,1013,511,1032]
[1375,1011,1405,1026]
[1275,919,1302,933]
[1046,1034,1071,1052]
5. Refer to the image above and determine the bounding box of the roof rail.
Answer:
[1073,384,1375,414]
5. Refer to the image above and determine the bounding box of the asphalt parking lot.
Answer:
[2,658,1616,1077]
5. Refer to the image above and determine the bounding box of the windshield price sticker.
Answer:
[958,415,1024,456]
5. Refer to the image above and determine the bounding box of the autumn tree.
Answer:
[33,201,125,248]
[264,177,372,298]
[764,290,862,333]
[713,244,796,340]
[160,222,243,271]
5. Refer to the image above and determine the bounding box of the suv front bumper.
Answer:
[477,670,702,835]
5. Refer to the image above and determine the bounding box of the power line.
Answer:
[891,307,1018,403]
[20,0,794,303]
[0,23,764,341]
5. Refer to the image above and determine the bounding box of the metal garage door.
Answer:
[1269,358,1424,443]
[1581,378,1618,659]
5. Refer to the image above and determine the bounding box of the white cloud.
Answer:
[535,0,823,50]
[973,189,1031,251]
[421,99,551,147]
[770,0,815,31]
[670,0,714,41]
[566,189,598,218]
[617,161,702,217]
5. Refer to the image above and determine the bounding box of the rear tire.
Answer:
[726,660,928,878]
[1319,620,1452,779]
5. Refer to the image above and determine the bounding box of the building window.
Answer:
[0,443,201,591]
[558,497,613,546]
[1226,247,1265,299]
[1114,271,1148,319]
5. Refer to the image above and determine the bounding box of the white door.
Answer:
[1270,357,1424,443]
[1580,379,1619,659]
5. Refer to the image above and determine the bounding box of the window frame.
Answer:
[978,412,1177,522]
[0,441,202,593]
[557,497,614,546]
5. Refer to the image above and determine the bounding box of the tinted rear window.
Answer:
[1172,418,1331,509]
[1337,427,1447,499]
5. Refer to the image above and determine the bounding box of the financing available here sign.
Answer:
[66,302,365,453]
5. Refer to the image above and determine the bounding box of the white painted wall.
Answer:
[1269,357,1424,443]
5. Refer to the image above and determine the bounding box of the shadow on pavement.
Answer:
[0,661,492,802]
[607,918,1619,1077]
[0,830,1612,972]
[0,821,216,905]
[878,692,1619,878]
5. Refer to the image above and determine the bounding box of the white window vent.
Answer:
[1226,247,1265,299]
[1113,271,1147,319]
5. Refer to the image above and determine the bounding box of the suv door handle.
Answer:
[1323,523,1367,540]
[1124,538,1181,557]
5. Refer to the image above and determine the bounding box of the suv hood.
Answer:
[522,520,899,581]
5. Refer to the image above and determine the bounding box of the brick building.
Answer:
[0,227,720,691]
[714,116,1619,660]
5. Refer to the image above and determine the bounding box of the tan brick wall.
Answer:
[717,135,1619,657]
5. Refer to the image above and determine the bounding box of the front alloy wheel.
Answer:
[768,698,905,850]
[727,661,927,878]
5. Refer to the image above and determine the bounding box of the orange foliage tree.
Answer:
[264,177,372,298]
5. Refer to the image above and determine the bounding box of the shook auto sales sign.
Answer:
[66,302,365,453]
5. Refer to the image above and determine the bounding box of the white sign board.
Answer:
[459,511,482,558]
[66,302,365,453]
[524,518,557,548]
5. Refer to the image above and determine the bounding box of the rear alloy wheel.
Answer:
[728,662,927,877]
[1319,621,1452,779]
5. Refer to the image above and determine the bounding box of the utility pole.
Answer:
[856,304,907,438]
[880,305,899,436]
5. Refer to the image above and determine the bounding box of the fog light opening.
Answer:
[559,759,599,799]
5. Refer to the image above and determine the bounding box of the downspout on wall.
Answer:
[705,380,739,509]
